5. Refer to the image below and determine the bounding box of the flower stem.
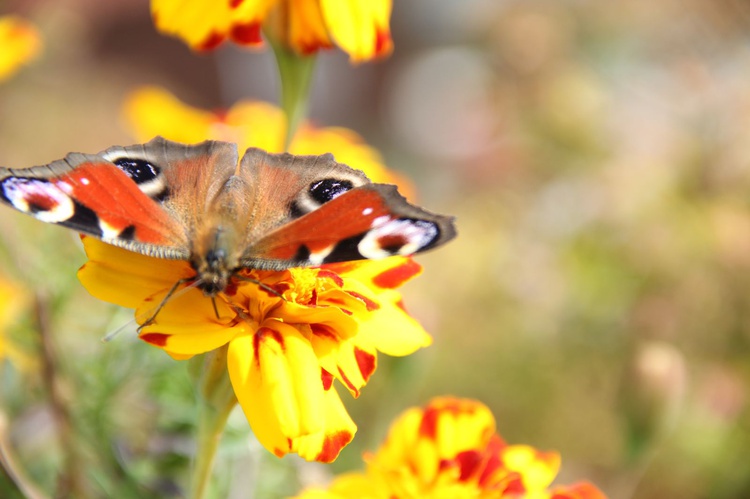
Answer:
[189,346,237,499]
[270,39,316,149]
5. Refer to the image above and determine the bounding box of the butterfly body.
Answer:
[0,137,456,296]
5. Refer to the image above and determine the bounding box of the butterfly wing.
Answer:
[236,148,456,269]
[0,137,239,259]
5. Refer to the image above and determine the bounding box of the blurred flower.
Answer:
[151,0,392,62]
[0,277,30,367]
[0,15,42,82]
[123,86,414,197]
[295,397,606,498]
[78,237,431,462]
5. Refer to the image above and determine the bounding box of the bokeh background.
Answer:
[3,0,750,497]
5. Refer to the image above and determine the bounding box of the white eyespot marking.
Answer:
[309,244,335,265]
[57,180,74,195]
[1,178,75,223]
[99,219,123,239]
[81,178,90,186]
[371,215,391,227]
[362,207,374,216]
[136,176,167,198]
[358,219,439,259]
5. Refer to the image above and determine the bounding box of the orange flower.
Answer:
[79,238,430,462]
[151,0,392,62]
[123,86,414,197]
[295,397,607,498]
[0,15,42,82]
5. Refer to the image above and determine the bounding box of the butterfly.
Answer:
[0,137,456,297]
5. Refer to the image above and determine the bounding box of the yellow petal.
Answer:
[345,283,432,357]
[319,0,392,62]
[292,386,356,462]
[124,87,288,153]
[78,238,191,309]
[137,291,246,355]
[123,86,217,143]
[0,15,42,82]
[224,100,287,152]
[328,257,423,292]
[227,321,327,458]
[291,124,415,198]
[151,0,269,51]
[284,0,333,55]
[502,445,561,492]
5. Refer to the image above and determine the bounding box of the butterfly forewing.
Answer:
[236,147,370,242]
[0,154,190,258]
[241,183,456,269]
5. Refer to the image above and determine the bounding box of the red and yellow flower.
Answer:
[79,239,430,462]
[151,0,393,62]
[295,397,607,498]
[0,15,42,82]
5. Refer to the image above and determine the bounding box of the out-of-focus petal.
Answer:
[319,0,392,62]
[0,15,42,82]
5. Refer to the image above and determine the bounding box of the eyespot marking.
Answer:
[111,158,168,200]
[310,178,354,204]
[309,244,335,265]
[358,219,440,259]
[118,224,137,241]
[0,177,75,223]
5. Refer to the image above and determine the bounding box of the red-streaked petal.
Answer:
[228,321,354,461]
[319,0,393,62]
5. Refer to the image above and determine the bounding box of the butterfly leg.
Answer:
[137,277,197,331]
[234,275,288,301]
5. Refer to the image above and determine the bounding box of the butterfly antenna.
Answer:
[101,315,139,343]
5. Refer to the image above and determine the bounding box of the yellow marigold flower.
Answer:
[0,15,42,82]
[123,86,414,198]
[295,397,607,498]
[151,0,393,61]
[78,237,431,462]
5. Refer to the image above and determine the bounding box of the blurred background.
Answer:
[3,0,750,497]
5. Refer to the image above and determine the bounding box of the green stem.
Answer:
[270,38,317,149]
[189,346,237,499]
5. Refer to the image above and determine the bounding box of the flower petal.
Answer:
[283,0,333,55]
[151,0,270,51]
[0,15,42,82]
[123,86,216,144]
[291,124,415,198]
[294,386,356,463]
[501,445,561,493]
[78,238,191,309]
[343,279,432,356]
[228,321,331,459]
[319,0,393,62]
[326,257,423,292]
